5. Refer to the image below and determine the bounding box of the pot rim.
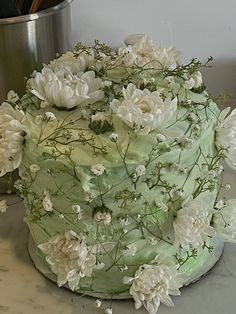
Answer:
[0,0,73,25]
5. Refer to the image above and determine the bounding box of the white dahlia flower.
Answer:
[123,255,182,314]
[120,34,181,69]
[213,199,236,243]
[38,230,96,291]
[49,51,94,73]
[0,103,26,176]
[173,196,215,250]
[31,66,104,110]
[110,83,177,134]
[216,107,236,169]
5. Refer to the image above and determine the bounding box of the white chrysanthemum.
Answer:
[213,199,236,243]
[123,243,137,256]
[120,34,181,69]
[173,196,215,250]
[216,107,236,169]
[0,103,26,176]
[31,65,104,110]
[49,51,94,73]
[91,164,106,176]
[38,230,96,291]
[111,83,177,134]
[123,255,182,314]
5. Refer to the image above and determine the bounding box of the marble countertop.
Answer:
[0,167,236,314]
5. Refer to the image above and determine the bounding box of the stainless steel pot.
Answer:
[0,0,74,193]
[0,0,74,102]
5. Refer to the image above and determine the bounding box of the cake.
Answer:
[1,34,236,314]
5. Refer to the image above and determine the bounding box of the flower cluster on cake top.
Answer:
[1,34,236,314]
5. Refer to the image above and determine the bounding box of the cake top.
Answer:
[1,34,219,170]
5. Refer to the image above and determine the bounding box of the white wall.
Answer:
[71,0,236,99]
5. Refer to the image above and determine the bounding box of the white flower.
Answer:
[0,200,7,213]
[123,255,182,314]
[42,190,53,212]
[224,184,231,191]
[177,136,193,149]
[213,199,236,243]
[14,179,23,192]
[105,307,113,314]
[72,204,83,220]
[38,230,96,291]
[216,107,236,169]
[109,132,118,142]
[148,237,158,246]
[156,133,167,142]
[110,83,177,134]
[45,112,56,121]
[31,66,104,110]
[123,244,137,256]
[93,211,112,225]
[173,196,215,250]
[185,71,203,90]
[156,202,168,212]
[119,216,130,226]
[135,165,146,177]
[121,35,181,69]
[184,78,195,90]
[72,204,81,213]
[170,163,187,175]
[0,102,26,176]
[49,51,94,73]
[95,299,102,308]
[91,112,106,122]
[30,164,40,173]
[91,164,106,176]
[6,90,19,103]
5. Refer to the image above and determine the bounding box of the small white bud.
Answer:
[45,112,56,121]
[91,164,106,176]
[135,164,146,177]
[156,133,167,142]
[105,306,113,314]
[30,164,40,173]
[95,299,102,308]
[109,133,118,142]
[0,200,8,213]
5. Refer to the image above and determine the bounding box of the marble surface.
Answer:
[0,167,236,314]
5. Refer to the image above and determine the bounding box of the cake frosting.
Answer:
[1,35,236,314]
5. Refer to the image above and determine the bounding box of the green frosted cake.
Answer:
[1,35,236,314]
